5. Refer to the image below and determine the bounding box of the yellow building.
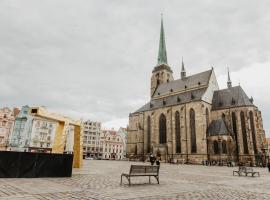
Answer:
[9,106,83,168]
[29,107,83,168]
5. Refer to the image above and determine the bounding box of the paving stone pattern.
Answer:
[0,160,270,199]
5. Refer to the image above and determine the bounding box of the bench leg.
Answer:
[121,175,131,186]
[149,176,151,183]
[155,176,159,184]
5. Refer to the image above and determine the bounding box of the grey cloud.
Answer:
[0,0,270,134]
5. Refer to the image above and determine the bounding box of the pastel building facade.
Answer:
[100,130,125,160]
[117,127,128,158]
[0,107,19,150]
[82,120,102,158]
[9,106,83,168]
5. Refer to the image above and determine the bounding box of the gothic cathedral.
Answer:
[127,17,267,165]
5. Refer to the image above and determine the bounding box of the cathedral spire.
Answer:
[227,67,232,88]
[157,14,168,65]
[181,57,186,79]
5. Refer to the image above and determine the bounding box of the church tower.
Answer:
[227,68,232,88]
[151,16,174,97]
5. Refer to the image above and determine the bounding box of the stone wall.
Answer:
[211,106,266,164]
[128,100,213,164]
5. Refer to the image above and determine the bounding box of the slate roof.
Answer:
[133,88,206,113]
[208,119,229,136]
[153,69,212,98]
[212,86,253,110]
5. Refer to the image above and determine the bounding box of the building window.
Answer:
[213,140,219,154]
[206,108,209,128]
[222,140,227,154]
[249,111,257,154]
[147,116,151,153]
[159,114,167,144]
[222,113,226,122]
[175,111,181,153]
[240,111,249,154]
[205,107,210,154]
[231,111,238,140]
[190,108,197,153]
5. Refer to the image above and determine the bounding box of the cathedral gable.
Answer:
[152,69,212,99]
[212,86,254,110]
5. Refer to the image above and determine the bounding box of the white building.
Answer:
[0,107,19,150]
[64,124,75,153]
[117,127,127,158]
[9,106,79,153]
[100,129,125,160]
[29,118,58,152]
[83,120,102,158]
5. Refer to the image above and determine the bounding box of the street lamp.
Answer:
[202,137,209,164]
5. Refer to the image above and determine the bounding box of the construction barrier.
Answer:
[0,151,73,178]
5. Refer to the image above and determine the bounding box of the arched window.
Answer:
[206,108,209,138]
[190,108,197,153]
[159,114,167,144]
[222,113,226,123]
[206,108,209,128]
[240,111,249,154]
[222,140,227,154]
[213,141,219,154]
[147,116,151,153]
[231,112,237,139]
[249,111,257,154]
[175,111,181,153]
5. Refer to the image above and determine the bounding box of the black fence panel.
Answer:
[17,152,37,178]
[0,151,73,178]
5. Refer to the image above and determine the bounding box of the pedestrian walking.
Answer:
[149,154,156,166]
[156,155,161,166]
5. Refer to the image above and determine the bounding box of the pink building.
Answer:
[0,107,19,150]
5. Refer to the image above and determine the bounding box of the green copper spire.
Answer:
[181,57,186,79]
[227,67,232,88]
[157,15,168,65]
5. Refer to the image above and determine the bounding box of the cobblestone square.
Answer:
[0,160,270,199]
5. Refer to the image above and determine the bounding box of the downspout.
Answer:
[142,112,145,161]
[171,107,173,161]
[185,103,188,164]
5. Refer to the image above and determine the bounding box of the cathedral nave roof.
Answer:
[153,69,212,98]
[133,88,206,114]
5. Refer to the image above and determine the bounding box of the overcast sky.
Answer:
[0,0,269,135]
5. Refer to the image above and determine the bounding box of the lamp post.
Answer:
[202,137,209,164]
[181,139,188,164]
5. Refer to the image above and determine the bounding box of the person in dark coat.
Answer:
[156,156,161,166]
[149,154,156,166]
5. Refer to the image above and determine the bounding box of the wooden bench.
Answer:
[120,165,160,186]
[233,166,260,177]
